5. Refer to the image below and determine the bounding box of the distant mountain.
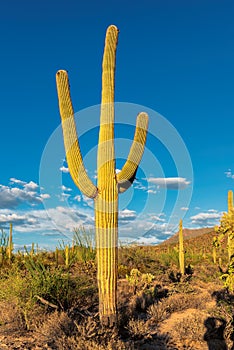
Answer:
[163,227,215,245]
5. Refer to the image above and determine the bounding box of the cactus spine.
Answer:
[179,219,185,275]
[56,25,148,325]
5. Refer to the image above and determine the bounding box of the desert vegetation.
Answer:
[0,214,233,349]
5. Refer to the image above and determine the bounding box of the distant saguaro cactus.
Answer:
[56,25,148,326]
[215,190,234,264]
[228,190,233,213]
[179,219,185,275]
[8,223,13,262]
[227,190,234,262]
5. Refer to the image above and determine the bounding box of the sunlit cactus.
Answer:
[8,223,13,262]
[179,219,185,275]
[228,190,233,213]
[65,245,69,268]
[56,25,148,325]
[212,237,217,264]
[215,190,234,264]
[227,190,234,262]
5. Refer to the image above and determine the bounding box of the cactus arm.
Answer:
[117,112,149,193]
[56,70,97,198]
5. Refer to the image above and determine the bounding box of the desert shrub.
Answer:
[167,292,211,314]
[171,311,206,343]
[147,301,169,324]
[24,254,96,309]
[0,255,96,329]
[126,318,152,340]
[158,249,179,269]
[37,311,74,345]
[129,291,155,315]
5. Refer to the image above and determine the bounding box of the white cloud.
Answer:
[147,177,191,189]
[0,179,50,209]
[74,195,82,202]
[9,178,26,186]
[225,169,234,179]
[60,166,69,173]
[24,181,39,191]
[147,189,157,194]
[133,179,147,191]
[149,214,166,223]
[61,185,72,192]
[119,209,137,222]
[190,211,221,226]
[0,206,94,236]
[0,185,42,209]
[181,207,189,211]
[134,236,162,245]
[40,193,50,199]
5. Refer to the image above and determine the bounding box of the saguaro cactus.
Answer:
[179,219,185,275]
[228,190,233,213]
[8,223,13,262]
[56,25,148,325]
[227,190,234,262]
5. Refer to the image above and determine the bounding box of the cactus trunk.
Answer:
[179,219,185,275]
[56,25,148,326]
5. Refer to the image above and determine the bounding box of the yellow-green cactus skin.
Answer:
[228,190,233,213]
[227,190,234,262]
[179,219,185,275]
[56,25,148,326]
[8,223,13,261]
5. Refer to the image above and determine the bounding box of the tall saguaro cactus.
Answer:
[178,219,185,275]
[56,25,148,325]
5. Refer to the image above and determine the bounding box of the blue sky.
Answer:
[0,0,234,250]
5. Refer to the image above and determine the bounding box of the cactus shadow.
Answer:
[203,317,228,350]
[210,290,234,350]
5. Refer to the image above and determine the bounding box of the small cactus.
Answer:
[179,219,185,275]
